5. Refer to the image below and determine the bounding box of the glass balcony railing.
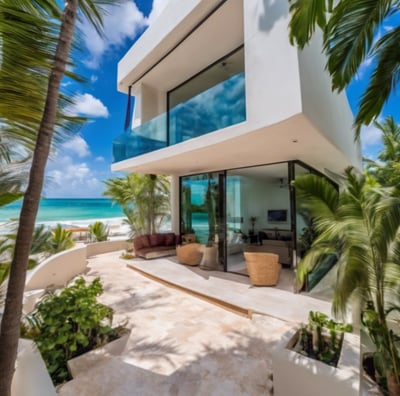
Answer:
[169,72,246,145]
[112,72,246,162]
[113,113,167,162]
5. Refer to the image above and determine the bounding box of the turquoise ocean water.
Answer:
[0,198,125,226]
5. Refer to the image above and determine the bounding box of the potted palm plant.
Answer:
[290,169,400,396]
[290,311,352,367]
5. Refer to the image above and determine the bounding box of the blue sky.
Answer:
[44,0,169,198]
[43,0,393,198]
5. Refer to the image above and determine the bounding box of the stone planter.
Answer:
[67,328,131,378]
[272,327,360,396]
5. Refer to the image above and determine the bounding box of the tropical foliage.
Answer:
[21,277,123,385]
[293,311,352,367]
[49,224,75,253]
[88,221,109,242]
[103,173,170,238]
[0,223,75,287]
[0,1,122,394]
[293,168,400,394]
[364,116,400,187]
[288,0,400,133]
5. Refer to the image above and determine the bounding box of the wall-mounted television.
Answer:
[268,209,287,222]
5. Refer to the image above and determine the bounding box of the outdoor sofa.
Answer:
[133,232,178,259]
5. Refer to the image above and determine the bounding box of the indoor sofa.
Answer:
[133,232,177,259]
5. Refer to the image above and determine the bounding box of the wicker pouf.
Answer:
[244,252,281,286]
[176,243,203,266]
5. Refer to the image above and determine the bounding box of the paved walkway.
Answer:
[128,257,332,323]
[57,251,332,396]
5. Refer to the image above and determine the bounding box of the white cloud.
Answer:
[360,123,384,160]
[80,1,147,69]
[79,0,171,69]
[45,155,103,198]
[62,136,91,158]
[360,123,382,148]
[95,156,105,162]
[68,93,109,118]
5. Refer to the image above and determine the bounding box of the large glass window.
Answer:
[181,173,222,246]
[168,47,245,144]
[225,163,292,273]
[293,163,312,266]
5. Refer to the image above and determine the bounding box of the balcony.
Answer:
[113,113,167,163]
[113,72,245,163]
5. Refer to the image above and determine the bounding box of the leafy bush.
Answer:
[88,221,109,242]
[293,311,352,367]
[50,224,74,253]
[21,277,122,385]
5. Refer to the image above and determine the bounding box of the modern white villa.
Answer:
[112,0,361,285]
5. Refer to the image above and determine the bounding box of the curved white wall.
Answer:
[25,246,87,292]
[86,240,131,257]
[25,240,131,293]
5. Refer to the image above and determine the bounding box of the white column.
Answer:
[170,175,180,233]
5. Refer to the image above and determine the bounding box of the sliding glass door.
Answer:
[179,161,331,277]
[225,163,291,273]
[180,172,224,267]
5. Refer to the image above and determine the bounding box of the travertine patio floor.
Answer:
[57,251,332,396]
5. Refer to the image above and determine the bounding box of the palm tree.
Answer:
[0,1,121,394]
[293,168,400,393]
[103,173,171,236]
[288,0,400,134]
[88,221,109,242]
[365,116,400,187]
[50,224,75,253]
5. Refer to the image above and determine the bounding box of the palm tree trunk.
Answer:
[0,2,78,394]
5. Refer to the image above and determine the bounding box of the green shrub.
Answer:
[50,224,74,253]
[88,221,109,242]
[293,311,352,367]
[21,277,122,385]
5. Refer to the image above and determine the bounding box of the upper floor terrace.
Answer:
[112,0,361,176]
[114,47,245,162]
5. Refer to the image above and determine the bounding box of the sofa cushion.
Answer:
[133,235,150,251]
[164,233,176,246]
[136,246,176,259]
[149,233,165,247]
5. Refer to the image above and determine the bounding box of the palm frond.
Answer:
[354,24,400,134]
[288,0,330,49]
[325,0,392,91]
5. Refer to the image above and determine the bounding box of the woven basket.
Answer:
[176,243,203,266]
[244,252,281,286]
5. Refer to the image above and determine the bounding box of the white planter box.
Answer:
[272,327,360,396]
[67,328,130,378]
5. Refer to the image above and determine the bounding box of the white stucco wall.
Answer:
[243,1,302,127]
[118,0,207,91]
[24,246,87,292]
[298,32,362,168]
[113,0,360,176]
[25,240,131,293]
[86,240,131,257]
[12,339,56,396]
